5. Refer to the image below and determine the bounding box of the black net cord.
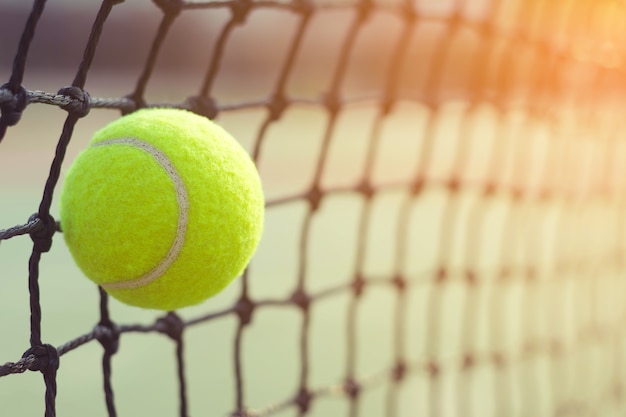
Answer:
[42,359,58,417]
[175,336,189,417]
[386,191,411,417]
[295,306,312,416]
[129,8,179,111]
[282,206,314,417]
[199,18,238,99]
[72,0,122,89]
[157,312,189,417]
[345,292,360,417]
[233,321,246,414]
[5,0,46,90]
[250,6,311,161]
[98,288,118,417]
[40,3,120,415]
[25,249,58,417]
[25,0,118,410]
[300,4,373,410]
[0,0,46,141]
[3,0,626,416]
[102,348,117,417]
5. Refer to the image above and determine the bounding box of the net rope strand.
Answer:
[2,0,626,417]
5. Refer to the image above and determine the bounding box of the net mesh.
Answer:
[2,0,626,416]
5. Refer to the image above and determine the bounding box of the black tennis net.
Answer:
[1,0,626,416]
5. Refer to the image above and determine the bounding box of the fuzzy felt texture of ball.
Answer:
[60,108,264,310]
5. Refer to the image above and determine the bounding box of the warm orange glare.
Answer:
[393,0,626,107]
[497,0,626,68]
[567,0,626,68]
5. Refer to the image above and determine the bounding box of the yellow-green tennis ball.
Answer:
[60,108,264,311]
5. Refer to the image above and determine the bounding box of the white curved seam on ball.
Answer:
[94,137,189,290]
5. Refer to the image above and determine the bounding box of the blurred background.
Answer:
[2,0,624,103]
[2,0,626,417]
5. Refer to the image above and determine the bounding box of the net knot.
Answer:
[22,344,59,373]
[157,312,185,340]
[465,270,476,285]
[381,96,395,116]
[357,0,373,22]
[293,0,313,16]
[498,267,511,282]
[323,92,341,116]
[294,388,312,413]
[357,181,374,200]
[436,267,447,283]
[0,83,28,129]
[122,94,145,115]
[235,295,255,326]
[268,93,287,121]
[28,213,56,253]
[550,340,564,357]
[426,360,440,377]
[392,274,405,292]
[344,378,360,399]
[525,266,536,282]
[462,353,475,370]
[492,352,505,368]
[290,289,310,311]
[95,321,120,355]
[400,3,417,23]
[153,0,183,16]
[410,177,424,196]
[307,185,322,211]
[511,186,523,200]
[352,274,365,297]
[58,86,91,118]
[483,182,496,196]
[186,96,218,119]
[392,361,406,382]
[230,0,252,24]
[446,177,460,192]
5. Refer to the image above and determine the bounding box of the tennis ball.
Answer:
[60,108,264,311]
